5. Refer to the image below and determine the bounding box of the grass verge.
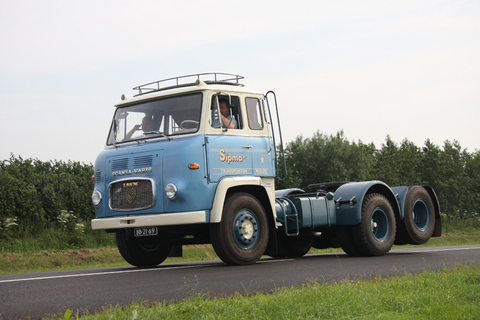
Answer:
[48,263,480,319]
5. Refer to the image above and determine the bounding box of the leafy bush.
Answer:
[1,133,480,249]
[0,155,96,246]
[278,132,480,219]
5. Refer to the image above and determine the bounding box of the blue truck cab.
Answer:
[91,73,441,267]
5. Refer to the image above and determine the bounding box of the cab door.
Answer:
[206,135,253,183]
[246,97,275,178]
[206,94,253,183]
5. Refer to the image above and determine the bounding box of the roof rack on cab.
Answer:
[132,72,245,96]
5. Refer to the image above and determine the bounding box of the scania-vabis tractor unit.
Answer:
[91,73,441,267]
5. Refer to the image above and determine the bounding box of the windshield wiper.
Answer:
[143,131,165,137]
[136,131,172,141]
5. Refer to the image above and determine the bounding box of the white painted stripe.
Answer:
[2,246,478,284]
[0,258,293,284]
[305,246,480,257]
[259,259,293,263]
[394,246,480,253]
[0,265,203,284]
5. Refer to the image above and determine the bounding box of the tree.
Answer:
[465,150,480,215]
[277,131,374,189]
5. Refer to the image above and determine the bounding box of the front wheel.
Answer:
[116,229,172,267]
[210,193,269,265]
[352,193,396,256]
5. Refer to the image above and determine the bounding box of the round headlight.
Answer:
[165,183,178,200]
[92,191,102,206]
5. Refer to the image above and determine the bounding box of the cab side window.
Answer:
[210,95,242,129]
[245,97,263,130]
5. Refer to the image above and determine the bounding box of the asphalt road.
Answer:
[1,245,480,320]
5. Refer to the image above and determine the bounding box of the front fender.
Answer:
[210,176,276,223]
[334,181,400,225]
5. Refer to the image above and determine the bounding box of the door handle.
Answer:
[244,145,252,149]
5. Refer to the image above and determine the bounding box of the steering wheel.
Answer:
[180,120,199,129]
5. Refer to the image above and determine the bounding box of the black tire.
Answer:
[116,229,172,267]
[336,225,363,256]
[210,193,269,265]
[312,229,340,249]
[397,186,435,245]
[352,193,396,256]
[272,233,312,258]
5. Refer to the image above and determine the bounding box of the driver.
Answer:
[125,116,157,140]
[213,99,237,129]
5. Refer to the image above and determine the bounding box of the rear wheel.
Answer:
[272,233,312,258]
[116,229,172,267]
[397,187,435,244]
[312,229,340,249]
[337,225,363,256]
[352,193,396,256]
[210,193,269,265]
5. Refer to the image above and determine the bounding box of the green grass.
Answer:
[0,220,116,254]
[48,263,480,320]
[0,244,221,274]
[440,215,480,234]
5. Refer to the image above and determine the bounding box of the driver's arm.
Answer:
[221,116,236,129]
[125,124,141,140]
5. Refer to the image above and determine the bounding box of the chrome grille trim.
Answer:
[108,177,155,211]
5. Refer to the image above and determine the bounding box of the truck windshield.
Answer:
[107,93,202,145]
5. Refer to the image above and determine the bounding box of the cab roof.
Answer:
[116,73,263,107]
[134,72,244,96]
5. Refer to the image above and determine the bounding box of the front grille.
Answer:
[109,179,155,211]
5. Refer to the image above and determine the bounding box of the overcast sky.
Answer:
[1,0,479,164]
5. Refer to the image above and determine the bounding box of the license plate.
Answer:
[134,227,158,237]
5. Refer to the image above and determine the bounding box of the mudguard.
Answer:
[210,176,276,223]
[391,185,442,237]
[274,188,305,197]
[334,181,400,225]
[390,186,410,220]
[423,186,442,237]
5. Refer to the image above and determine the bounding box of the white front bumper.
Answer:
[91,211,207,230]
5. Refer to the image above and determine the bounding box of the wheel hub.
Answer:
[412,199,430,231]
[233,209,259,249]
[241,219,255,239]
[370,208,389,242]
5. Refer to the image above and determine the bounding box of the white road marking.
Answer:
[393,246,480,253]
[259,258,294,263]
[0,265,203,284]
[1,246,479,284]
[0,258,293,284]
